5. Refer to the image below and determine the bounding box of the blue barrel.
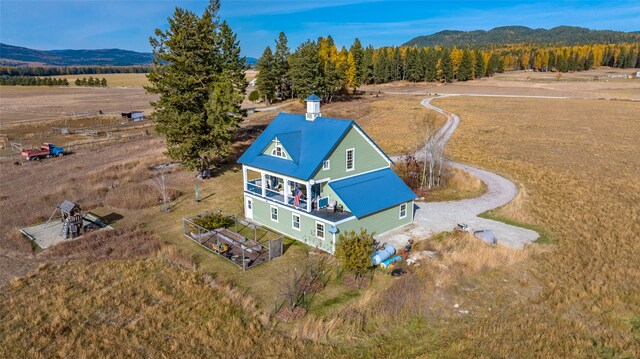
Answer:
[380,255,402,269]
[371,244,396,266]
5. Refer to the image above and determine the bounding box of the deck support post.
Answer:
[242,167,248,191]
[306,182,311,212]
[261,172,266,197]
[284,179,289,206]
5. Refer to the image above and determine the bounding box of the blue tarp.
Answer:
[329,168,416,219]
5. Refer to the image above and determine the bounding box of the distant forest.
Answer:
[0,65,150,77]
[0,76,69,86]
[404,26,640,48]
[255,32,640,103]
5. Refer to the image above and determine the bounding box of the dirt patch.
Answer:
[277,306,307,322]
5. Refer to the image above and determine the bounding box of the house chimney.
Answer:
[305,94,321,121]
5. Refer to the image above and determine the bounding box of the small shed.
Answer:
[59,200,83,239]
[121,111,145,122]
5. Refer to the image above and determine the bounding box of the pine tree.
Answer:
[424,48,437,82]
[100,78,107,87]
[487,53,500,76]
[474,49,485,78]
[256,46,277,104]
[458,49,473,81]
[349,38,364,89]
[288,40,323,99]
[146,0,245,172]
[74,78,81,86]
[439,48,454,82]
[219,20,247,92]
[274,32,291,99]
[361,45,375,85]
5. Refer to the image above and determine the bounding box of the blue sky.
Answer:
[1,1,639,57]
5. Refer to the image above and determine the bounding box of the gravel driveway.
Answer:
[381,96,539,249]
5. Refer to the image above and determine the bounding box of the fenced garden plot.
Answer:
[183,211,283,270]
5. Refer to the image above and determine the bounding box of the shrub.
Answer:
[335,229,375,280]
[248,89,261,102]
[192,211,235,230]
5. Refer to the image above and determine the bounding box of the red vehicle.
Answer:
[21,143,65,160]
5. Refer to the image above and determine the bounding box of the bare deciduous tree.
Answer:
[152,166,171,212]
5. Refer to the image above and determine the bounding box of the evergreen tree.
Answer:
[440,48,454,82]
[274,32,291,99]
[474,49,485,78]
[74,78,81,86]
[349,38,364,89]
[405,47,422,82]
[146,0,245,172]
[361,45,375,85]
[219,20,247,92]
[288,40,323,99]
[556,54,568,72]
[100,78,107,87]
[458,49,473,81]
[424,48,437,82]
[256,46,277,104]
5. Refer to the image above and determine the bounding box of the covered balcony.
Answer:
[244,168,309,211]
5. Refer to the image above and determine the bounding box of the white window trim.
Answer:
[399,203,407,219]
[346,148,355,172]
[270,205,279,222]
[247,198,252,209]
[270,139,287,159]
[323,160,330,171]
[316,221,325,240]
[292,214,301,231]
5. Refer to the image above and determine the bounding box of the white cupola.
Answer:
[305,94,321,121]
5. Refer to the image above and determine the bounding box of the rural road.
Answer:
[382,95,540,249]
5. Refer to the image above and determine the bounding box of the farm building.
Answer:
[121,111,144,122]
[238,94,416,254]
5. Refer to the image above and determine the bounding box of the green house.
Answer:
[237,95,415,253]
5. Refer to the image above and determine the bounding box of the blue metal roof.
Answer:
[329,168,416,219]
[305,94,321,102]
[238,113,353,180]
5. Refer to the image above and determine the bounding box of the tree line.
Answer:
[0,76,69,86]
[0,65,150,77]
[74,77,108,87]
[256,33,640,102]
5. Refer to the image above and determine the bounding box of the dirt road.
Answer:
[382,96,539,248]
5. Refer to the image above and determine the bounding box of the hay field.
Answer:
[421,96,640,357]
[0,86,157,123]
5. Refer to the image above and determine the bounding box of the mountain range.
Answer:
[403,26,640,48]
[0,43,258,67]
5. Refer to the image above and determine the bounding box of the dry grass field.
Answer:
[0,86,156,123]
[420,96,640,357]
[2,78,639,357]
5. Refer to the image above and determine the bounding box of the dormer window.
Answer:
[271,139,287,159]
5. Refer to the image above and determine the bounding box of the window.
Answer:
[270,139,287,158]
[316,222,325,239]
[323,160,330,170]
[399,203,407,219]
[346,148,355,171]
[292,214,300,230]
[270,206,278,222]
[247,199,252,210]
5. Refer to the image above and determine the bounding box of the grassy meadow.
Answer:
[2,92,639,357]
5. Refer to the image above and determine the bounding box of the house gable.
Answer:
[312,125,390,181]
[262,137,293,162]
